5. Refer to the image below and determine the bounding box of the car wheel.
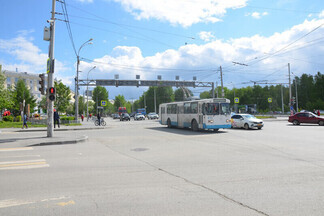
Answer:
[293,120,299,125]
[167,119,172,128]
[244,123,249,130]
[319,120,324,126]
[191,119,198,131]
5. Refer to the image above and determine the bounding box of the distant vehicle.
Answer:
[147,112,159,120]
[159,98,231,132]
[288,112,324,126]
[134,113,145,121]
[129,112,136,118]
[231,114,264,130]
[118,107,127,116]
[136,108,146,115]
[120,113,130,121]
[112,113,120,119]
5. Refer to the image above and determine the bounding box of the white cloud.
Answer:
[199,31,215,42]
[81,18,324,88]
[319,10,324,18]
[0,32,71,85]
[112,0,248,27]
[75,0,93,3]
[246,11,269,19]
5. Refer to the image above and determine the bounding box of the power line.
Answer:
[60,0,77,56]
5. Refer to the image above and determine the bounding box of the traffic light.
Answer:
[48,87,56,101]
[39,74,45,95]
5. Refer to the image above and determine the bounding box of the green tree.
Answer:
[38,96,47,113]
[54,81,71,113]
[114,95,127,111]
[174,87,193,101]
[12,79,37,116]
[144,87,173,113]
[92,86,109,114]
[0,70,14,113]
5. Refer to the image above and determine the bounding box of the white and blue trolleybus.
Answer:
[159,98,232,132]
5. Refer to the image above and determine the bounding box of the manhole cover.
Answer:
[131,148,149,152]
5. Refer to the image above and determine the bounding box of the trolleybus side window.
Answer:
[220,103,231,115]
[184,103,190,114]
[190,102,198,114]
[168,104,177,114]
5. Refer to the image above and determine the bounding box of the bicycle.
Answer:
[94,118,106,126]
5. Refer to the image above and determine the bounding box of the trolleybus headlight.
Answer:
[226,119,231,123]
[208,120,214,123]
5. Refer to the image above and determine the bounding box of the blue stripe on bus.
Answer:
[171,121,178,126]
[183,122,191,128]
[203,124,231,129]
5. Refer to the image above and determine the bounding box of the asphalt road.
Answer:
[0,118,323,216]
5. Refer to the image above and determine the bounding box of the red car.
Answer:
[288,112,324,126]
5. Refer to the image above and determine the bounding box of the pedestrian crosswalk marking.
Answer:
[0,147,33,152]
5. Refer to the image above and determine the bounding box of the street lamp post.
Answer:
[86,66,96,121]
[75,38,93,122]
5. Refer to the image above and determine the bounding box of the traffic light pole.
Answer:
[47,0,56,137]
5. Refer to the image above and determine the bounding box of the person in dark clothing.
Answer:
[97,112,101,126]
[22,114,28,129]
[54,109,60,128]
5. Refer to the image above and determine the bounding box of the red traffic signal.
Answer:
[49,87,56,101]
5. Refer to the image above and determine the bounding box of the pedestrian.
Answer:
[22,114,28,129]
[313,109,316,115]
[317,109,321,116]
[81,114,84,122]
[54,109,60,128]
[97,112,101,126]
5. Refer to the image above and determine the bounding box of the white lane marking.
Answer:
[0,199,35,209]
[0,163,50,170]
[0,147,33,152]
[0,155,41,159]
[0,159,46,165]
[0,196,68,209]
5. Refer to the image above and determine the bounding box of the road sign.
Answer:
[101,100,107,106]
[268,98,272,103]
[234,97,239,104]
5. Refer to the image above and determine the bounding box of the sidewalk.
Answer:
[0,120,105,145]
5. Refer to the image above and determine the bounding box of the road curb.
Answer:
[30,135,88,146]
[16,127,107,132]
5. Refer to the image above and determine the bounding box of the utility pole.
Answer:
[220,66,224,98]
[154,87,157,113]
[288,63,292,107]
[47,0,56,137]
[216,82,219,98]
[144,92,146,110]
[295,76,298,112]
[281,84,284,114]
[212,82,215,98]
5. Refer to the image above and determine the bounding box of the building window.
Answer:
[6,77,11,84]
[15,78,19,83]
[7,84,11,89]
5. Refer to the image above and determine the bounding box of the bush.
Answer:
[60,116,75,121]
[14,116,22,122]
[3,115,14,122]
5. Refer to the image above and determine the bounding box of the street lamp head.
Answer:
[89,38,93,41]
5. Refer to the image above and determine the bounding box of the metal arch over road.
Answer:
[78,79,215,97]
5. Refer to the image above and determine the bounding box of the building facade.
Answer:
[3,70,46,103]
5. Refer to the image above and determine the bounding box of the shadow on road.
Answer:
[286,124,322,127]
[147,126,228,136]
[0,136,47,144]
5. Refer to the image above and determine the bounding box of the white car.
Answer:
[134,113,145,121]
[231,114,264,130]
[147,112,159,120]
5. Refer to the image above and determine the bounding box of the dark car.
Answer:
[120,113,130,121]
[112,113,120,119]
[288,112,324,126]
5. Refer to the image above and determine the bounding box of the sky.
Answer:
[0,0,324,100]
